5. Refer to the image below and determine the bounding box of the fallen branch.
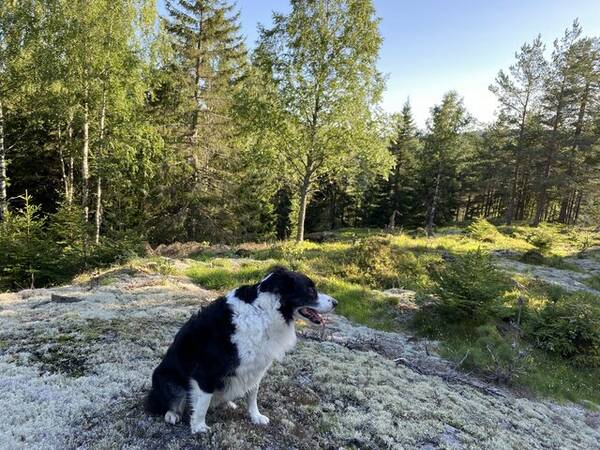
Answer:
[51,293,84,304]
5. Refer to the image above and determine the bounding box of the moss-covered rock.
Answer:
[0,272,598,449]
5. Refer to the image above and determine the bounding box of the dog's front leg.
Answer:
[247,382,269,425]
[189,379,212,434]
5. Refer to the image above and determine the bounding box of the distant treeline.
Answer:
[1,1,599,252]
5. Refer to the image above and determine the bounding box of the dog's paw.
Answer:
[226,401,238,410]
[164,411,181,425]
[250,413,270,425]
[190,422,211,434]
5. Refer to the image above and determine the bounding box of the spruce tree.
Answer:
[422,91,469,235]
[161,0,247,241]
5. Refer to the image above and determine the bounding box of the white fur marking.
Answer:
[247,384,270,425]
[189,379,212,434]
[316,292,336,312]
[164,411,180,425]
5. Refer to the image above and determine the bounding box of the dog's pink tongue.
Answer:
[301,307,322,323]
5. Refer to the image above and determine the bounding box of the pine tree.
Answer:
[386,100,420,228]
[490,36,546,224]
[557,36,600,224]
[533,21,582,225]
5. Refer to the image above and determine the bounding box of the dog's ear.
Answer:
[259,266,290,293]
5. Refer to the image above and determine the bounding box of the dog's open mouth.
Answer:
[298,307,323,325]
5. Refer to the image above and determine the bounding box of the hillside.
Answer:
[1,253,599,449]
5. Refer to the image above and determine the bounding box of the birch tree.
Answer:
[254,0,392,241]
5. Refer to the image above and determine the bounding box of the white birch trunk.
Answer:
[82,99,90,222]
[95,91,106,244]
[0,100,7,221]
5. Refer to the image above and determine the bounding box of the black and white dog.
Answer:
[146,266,337,433]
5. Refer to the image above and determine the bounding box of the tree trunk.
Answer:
[67,112,74,204]
[573,192,583,224]
[533,78,566,226]
[191,9,204,139]
[296,175,310,242]
[426,166,442,236]
[505,94,529,224]
[58,126,70,200]
[82,99,90,222]
[95,178,102,244]
[95,90,107,245]
[0,100,7,221]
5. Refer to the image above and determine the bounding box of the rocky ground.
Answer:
[494,252,600,295]
[0,268,599,449]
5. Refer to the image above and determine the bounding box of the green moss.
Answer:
[185,259,273,290]
[179,225,600,405]
[583,274,600,291]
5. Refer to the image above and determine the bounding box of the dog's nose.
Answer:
[332,298,338,308]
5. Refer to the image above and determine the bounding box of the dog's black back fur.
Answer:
[146,296,239,415]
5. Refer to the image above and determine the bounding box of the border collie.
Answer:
[146,266,337,433]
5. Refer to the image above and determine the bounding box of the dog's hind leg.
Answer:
[189,379,213,434]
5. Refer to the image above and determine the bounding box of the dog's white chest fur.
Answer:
[218,292,296,401]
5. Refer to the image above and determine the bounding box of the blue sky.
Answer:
[158,0,600,127]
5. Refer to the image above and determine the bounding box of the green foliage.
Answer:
[525,227,554,252]
[0,195,51,289]
[342,236,430,290]
[0,197,144,291]
[445,324,530,384]
[465,218,501,242]
[429,250,511,321]
[520,249,546,265]
[583,275,600,291]
[527,293,600,367]
[185,259,272,291]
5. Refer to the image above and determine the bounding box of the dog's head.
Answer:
[258,266,337,325]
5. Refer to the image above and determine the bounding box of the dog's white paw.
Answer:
[250,413,270,425]
[164,411,181,425]
[226,401,238,409]
[190,421,211,434]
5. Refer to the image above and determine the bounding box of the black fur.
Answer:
[260,267,319,323]
[146,266,321,416]
[234,284,258,303]
[146,297,239,415]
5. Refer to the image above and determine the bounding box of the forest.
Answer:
[0,0,599,289]
[1,3,600,443]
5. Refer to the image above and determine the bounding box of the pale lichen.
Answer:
[0,272,597,449]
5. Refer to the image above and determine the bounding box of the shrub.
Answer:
[465,218,501,242]
[525,227,554,252]
[0,197,145,291]
[575,231,596,256]
[343,236,430,289]
[430,249,511,321]
[527,293,600,367]
[520,249,545,265]
[450,324,530,384]
[0,196,51,290]
[344,236,397,288]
